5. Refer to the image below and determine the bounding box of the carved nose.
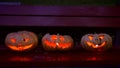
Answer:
[95,38,99,40]
[95,38,101,45]
[17,43,23,50]
[18,43,22,47]
[95,39,99,42]
[18,42,21,45]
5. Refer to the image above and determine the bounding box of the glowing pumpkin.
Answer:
[81,33,112,51]
[5,31,38,51]
[42,33,73,50]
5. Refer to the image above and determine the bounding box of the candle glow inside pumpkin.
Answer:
[81,33,112,51]
[5,31,38,51]
[42,33,73,50]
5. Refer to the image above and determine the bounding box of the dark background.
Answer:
[0,0,119,6]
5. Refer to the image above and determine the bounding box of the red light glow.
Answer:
[9,56,32,62]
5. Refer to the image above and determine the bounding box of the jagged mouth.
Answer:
[44,40,72,49]
[86,41,106,48]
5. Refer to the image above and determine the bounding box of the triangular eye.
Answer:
[10,38,16,43]
[88,36,93,40]
[99,35,104,40]
[51,35,57,40]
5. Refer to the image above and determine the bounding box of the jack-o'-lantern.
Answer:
[81,33,112,51]
[42,33,73,50]
[5,31,38,51]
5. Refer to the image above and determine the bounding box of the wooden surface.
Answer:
[0,6,120,27]
[0,6,120,16]
[0,16,119,27]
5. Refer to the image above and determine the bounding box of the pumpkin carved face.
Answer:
[42,33,73,50]
[5,31,38,51]
[81,33,112,51]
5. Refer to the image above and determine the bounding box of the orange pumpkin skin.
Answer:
[42,33,74,51]
[5,31,38,51]
[81,33,112,51]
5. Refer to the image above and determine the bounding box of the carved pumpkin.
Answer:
[81,33,112,51]
[5,31,38,51]
[42,33,73,50]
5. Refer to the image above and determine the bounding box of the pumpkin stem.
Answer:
[56,33,60,47]
[57,33,60,36]
[95,32,97,34]
[57,33,60,41]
